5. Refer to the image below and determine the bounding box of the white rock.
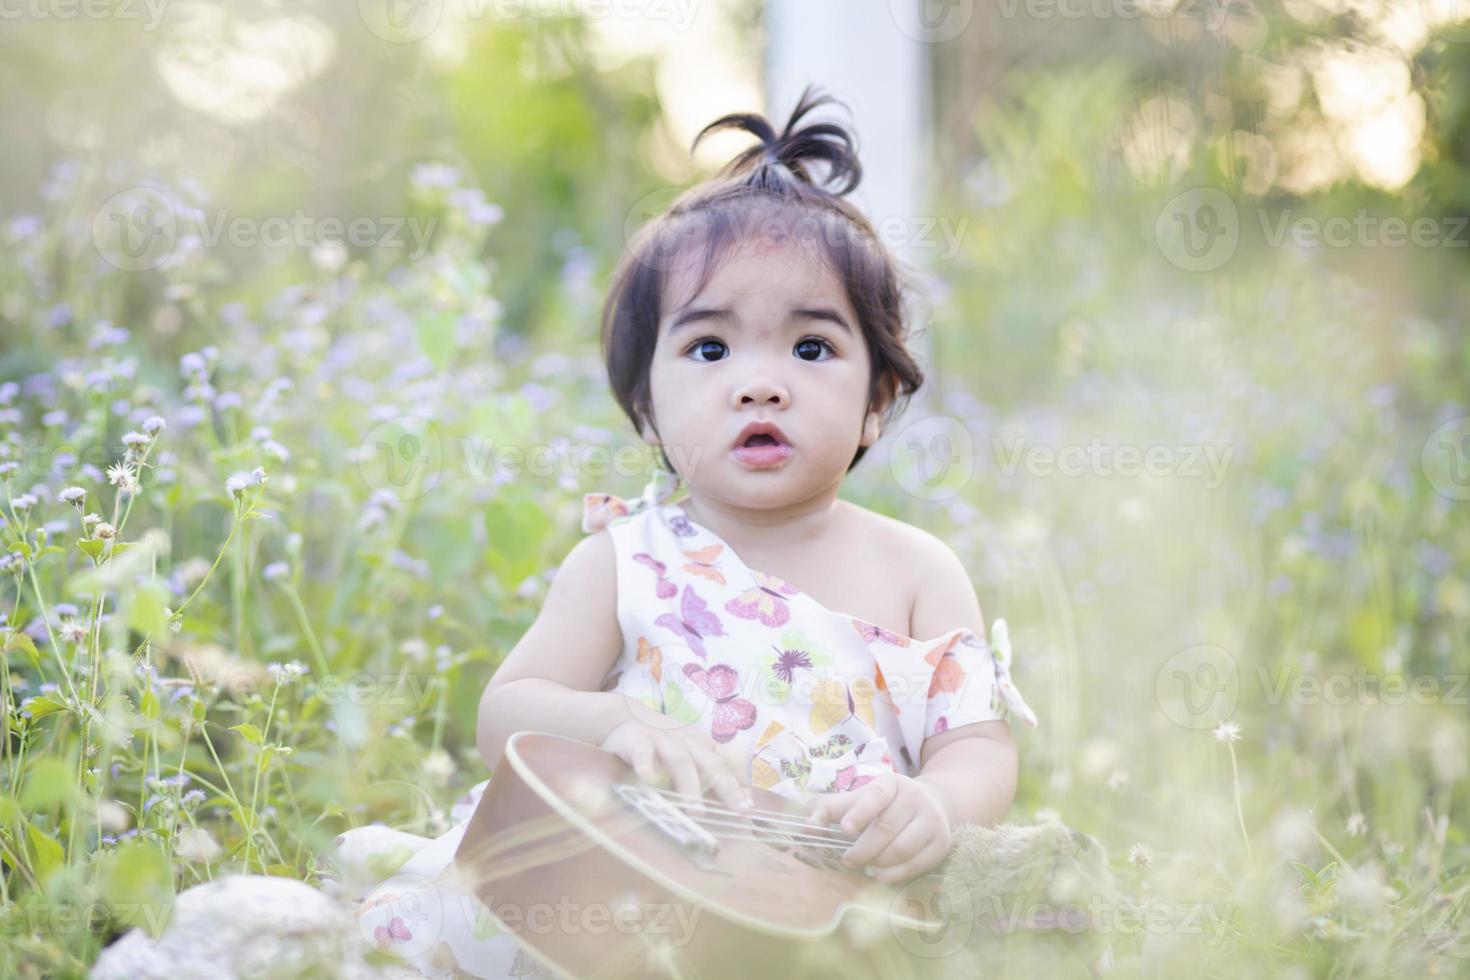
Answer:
[90,874,423,980]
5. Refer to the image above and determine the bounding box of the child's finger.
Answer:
[810,791,857,828]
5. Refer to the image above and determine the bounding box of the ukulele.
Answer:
[450,731,959,980]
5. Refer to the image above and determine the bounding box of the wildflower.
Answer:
[182,788,206,808]
[60,622,88,645]
[141,415,166,435]
[98,799,131,833]
[174,827,221,863]
[121,431,149,451]
[12,493,36,513]
[94,522,117,539]
[1212,720,1241,743]
[83,512,101,528]
[267,660,306,684]
[1127,842,1153,870]
[225,472,251,498]
[60,486,86,507]
[1346,813,1367,836]
[262,561,289,583]
[179,352,207,379]
[261,440,290,463]
[250,466,267,486]
[423,748,455,786]
[106,462,139,494]
[55,603,78,619]
[214,391,242,412]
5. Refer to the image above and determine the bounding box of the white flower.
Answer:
[174,827,221,863]
[267,660,306,684]
[121,431,149,450]
[60,486,86,506]
[106,462,138,494]
[83,512,101,527]
[1212,720,1241,743]
[94,522,117,539]
[1127,842,1153,870]
[1346,812,1367,836]
[98,798,132,834]
[141,415,166,435]
[225,472,251,497]
[12,493,37,513]
[250,466,267,486]
[262,561,289,583]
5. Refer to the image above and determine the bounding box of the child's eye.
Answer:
[684,337,836,363]
[795,337,835,362]
[688,338,728,362]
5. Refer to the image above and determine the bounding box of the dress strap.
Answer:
[988,618,1038,727]
[581,468,681,534]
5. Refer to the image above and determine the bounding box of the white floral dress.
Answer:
[329,472,1037,978]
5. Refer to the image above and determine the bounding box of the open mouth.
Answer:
[741,434,783,448]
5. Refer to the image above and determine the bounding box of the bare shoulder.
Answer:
[839,499,960,573]
[840,502,982,638]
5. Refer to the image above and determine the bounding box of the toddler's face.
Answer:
[645,237,884,508]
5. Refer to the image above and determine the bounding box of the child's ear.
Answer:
[861,373,897,446]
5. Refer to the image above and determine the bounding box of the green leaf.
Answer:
[140,686,160,721]
[98,840,175,937]
[20,758,76,810]
[230,722,263,746]
[25,821,64,884]
[0,794,21,824]
[77,537,105,560]
[22,696,68,720]
[415,310,457,371]
[4,631,39,668]
[124,579,170,637]
[484,494,550,588]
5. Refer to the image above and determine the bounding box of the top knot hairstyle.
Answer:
[601,83,927,475]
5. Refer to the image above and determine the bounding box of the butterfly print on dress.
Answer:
[654,583,727,660]
[680,662,758,743]
[725,571,800,628]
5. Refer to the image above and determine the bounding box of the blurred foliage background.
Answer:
[1,0,1468,977]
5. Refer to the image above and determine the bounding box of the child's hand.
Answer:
[600,719,754,814]
[809,773,951,883]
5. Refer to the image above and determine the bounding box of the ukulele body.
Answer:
[451,731,944,979]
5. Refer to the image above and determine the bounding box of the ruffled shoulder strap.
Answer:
[581,468,681,534]
[985,618,1038,727]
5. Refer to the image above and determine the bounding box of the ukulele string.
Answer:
[639,786,859,847]
[645,786,854,836]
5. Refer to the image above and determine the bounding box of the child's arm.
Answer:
[475,528,630,771]
[475,529,751,811]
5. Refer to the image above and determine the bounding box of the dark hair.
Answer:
[601,83,927,476]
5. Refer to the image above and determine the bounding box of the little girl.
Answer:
[329,84,1038,980]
